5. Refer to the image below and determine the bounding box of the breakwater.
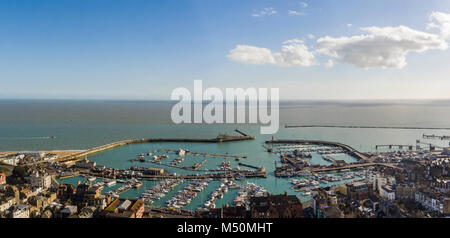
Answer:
[57,134,254,163]
[285,125,450,130]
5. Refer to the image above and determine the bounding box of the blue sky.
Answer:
[1,0,450,100]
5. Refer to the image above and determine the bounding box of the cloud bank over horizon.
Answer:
[228,11,450,69]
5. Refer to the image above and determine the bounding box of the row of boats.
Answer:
[84,176,118,187]
[106,178,142,198]
[166,179,210,209]
[233,182,268,208]
[202,178,239,210]
[139,179,184,205]
[270,144,346,155]
[290,170,366,196]
[92,179,117,187]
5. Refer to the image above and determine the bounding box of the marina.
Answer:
[53,135,386,211]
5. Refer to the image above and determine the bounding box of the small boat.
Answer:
[106,180,116,187]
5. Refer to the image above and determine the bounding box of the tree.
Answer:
[12,166,26,178]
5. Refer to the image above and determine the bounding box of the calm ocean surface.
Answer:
[2,99,450,208]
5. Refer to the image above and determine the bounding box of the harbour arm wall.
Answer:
[57,135,255,163]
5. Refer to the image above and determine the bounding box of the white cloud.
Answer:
[227,39,316,67]
[252,7,277,17]
[308,34,315,39]
[428,11,450,40]
[300,2,308,8]
[227,45,275,65]
[325,59,334,68]
[316,25,448,69]
[288,10,304,16]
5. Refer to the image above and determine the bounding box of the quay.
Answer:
[58,172,80,179]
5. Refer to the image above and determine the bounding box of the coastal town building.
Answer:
[395,183,416,199]
[249,193,303,218]
[11,204,30,218]
[311,189,344,218]
[75,160,97,169]
[414,190,446,214]
[0,173,6,185]
[443,147,450,156]
[100,198,145,218]
[58,205,78,218]
[0,198,14,213]
[27,171,52,189]
[347,182,369,200]
[380,185,396,200]
[203,206,248,218]
[77,206,97,218]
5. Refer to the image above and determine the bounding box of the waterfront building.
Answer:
[75,160,97,169]
[130,166,166,176]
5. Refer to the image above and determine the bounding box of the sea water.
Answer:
[2,99,450,209]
